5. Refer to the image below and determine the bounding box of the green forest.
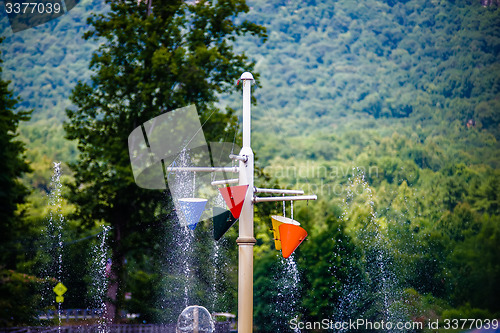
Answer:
[0,0,499,332]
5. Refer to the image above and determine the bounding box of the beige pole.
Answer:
[236,72,256,333]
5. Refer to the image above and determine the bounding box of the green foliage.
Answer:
[125,270,160,323]
[443,213,500,312]
[0,270,46,327]
[298,215,361,321]
[253,251,282,332]
[441,303,496,321]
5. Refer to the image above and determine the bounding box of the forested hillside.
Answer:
[1,0,499,330]
[0,0,106,166]
[1,0,499,164]
[234,0,500,166]
[0,0,104,121]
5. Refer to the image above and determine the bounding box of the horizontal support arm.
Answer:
[253,195,317,203]
[229,154,248,162]
[166,166,239,173]
[254,188,304,195]
[211,178,239,186]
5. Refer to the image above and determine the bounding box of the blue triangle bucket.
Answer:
[178,198,207,230]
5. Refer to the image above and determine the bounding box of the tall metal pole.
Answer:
[237,72,255,333]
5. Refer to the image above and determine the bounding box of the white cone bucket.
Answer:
[178,198,207,230]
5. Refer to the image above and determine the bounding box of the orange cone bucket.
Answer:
[279,223,307,259]
[270,215,300,251]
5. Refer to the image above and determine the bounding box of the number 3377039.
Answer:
[443,318,498,330]
[4,2,61,14]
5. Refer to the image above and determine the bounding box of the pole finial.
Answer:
[240,72,254,82]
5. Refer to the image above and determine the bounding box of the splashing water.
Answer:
[40,162,65,328]
[158,148,196,321]
[335,168,406,332]
[88,226,111,332]
[272,253,302,333]
[281,255,301,332]
[174,149,196,307]
[210,192,226,312]
[50,162,64,328]
[180,226,194,308]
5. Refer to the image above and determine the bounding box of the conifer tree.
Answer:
[0,38,31,269]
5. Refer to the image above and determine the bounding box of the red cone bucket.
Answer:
[279,223,307,259]
[271,215,300,251]
[218,185,248,219]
